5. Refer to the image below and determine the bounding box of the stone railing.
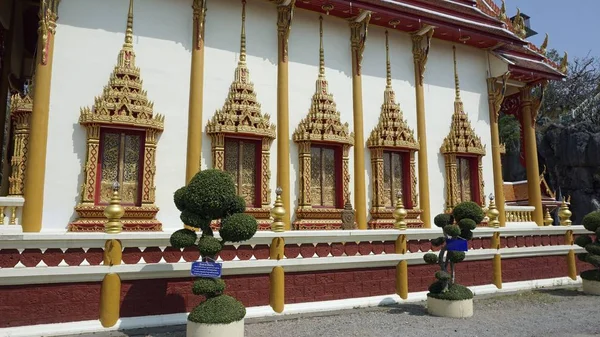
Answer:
[505,205,535,223]
[0,196,25,231]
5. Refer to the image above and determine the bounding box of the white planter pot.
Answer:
[427,296,473,318]
[186,318,244,337]
[582,278,600,296]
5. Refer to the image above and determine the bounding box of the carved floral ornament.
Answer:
[367,31,421,229]
[8,91,34,196]
[192,0,207,50]
[441,46,486,210]
[292,16,354,230]
[206,0,276,229]
[350,10,371,76]
[71,0,164,231]
[39,0,61,65]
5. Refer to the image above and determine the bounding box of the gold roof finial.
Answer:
[117,0,136,68]
[240,0,247,63]
[385,30,391,88]
[540,33,549,55]
[559,51,568,74]
[125,0,134,46]
[498,0,507,21]
[453,45,461,102]
[319,16,325,77]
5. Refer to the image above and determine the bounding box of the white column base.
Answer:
[582,279,600,295]
[186,318,244,337]
[426,296,473,318]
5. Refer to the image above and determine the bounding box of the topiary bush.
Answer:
[169,169,258,324]
[575,210,600,281]
[423,201,484,301]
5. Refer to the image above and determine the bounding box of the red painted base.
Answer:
[0,255,577,328]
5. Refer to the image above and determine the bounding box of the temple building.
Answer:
[0,0,582,334]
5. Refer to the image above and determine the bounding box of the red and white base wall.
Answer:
[0,227,592,336]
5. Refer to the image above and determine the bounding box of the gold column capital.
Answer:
[39,0,61,65]
[275,0,295,62]
[486,71,510,123]
[519,81,547,126]
[192,0,207,50]
[410,27,434,85]
[349,11,371,76]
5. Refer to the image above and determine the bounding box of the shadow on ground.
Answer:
[384,303,428,316]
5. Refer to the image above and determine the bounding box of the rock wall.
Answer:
[538,122,600,225]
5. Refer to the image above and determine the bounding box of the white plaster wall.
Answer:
[42,0,494,231]
[44,0,192,231]
[424,40,494,217]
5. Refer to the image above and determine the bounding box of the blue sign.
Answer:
[191,261,223,278]
[446,238,468,252]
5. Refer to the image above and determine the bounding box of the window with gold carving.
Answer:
[224,138,260,208]
[310,145,340,208]
[456,156,474,203]
[97,129,144,206]
[382,151,410,208]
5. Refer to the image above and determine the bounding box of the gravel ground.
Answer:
[65,288,600,337]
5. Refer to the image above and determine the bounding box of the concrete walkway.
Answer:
[63,288,600,337]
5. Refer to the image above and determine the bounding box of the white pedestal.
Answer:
[186,318,244,337]
[582,278,600,295]
[427,297,473,318]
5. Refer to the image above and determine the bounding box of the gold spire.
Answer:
[206,0,275,141]
[441,46,484,156]
[117,0,136,69]
[367,30,418,151]
[240,0,247,63]
[79,0,164,132]
[385,30,391,88]
[292,14,352,146]
[453,45,461,102]
[498,0,507,21]
[319,16,325,77]
[125,0,134,46]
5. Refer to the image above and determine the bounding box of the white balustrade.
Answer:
[0,196,25,231]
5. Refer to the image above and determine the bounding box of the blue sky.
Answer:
[507,0,599,59]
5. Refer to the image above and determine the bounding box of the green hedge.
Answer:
[170,228,197,249]
[581,269,600,281]
[188,295,246,324]
[427,284,474,301]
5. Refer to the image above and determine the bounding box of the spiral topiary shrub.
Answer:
[423,201,484,301]
[575,210,600,282]
[169,169,258,325]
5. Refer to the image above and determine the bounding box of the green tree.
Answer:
[575,211,600,281]
[422,202,484,300]
[170,169,258,324]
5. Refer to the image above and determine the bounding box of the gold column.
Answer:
[275,0,294,229]
[565,230,577,280]
[488,198,502,288]
[520,85,545,226]
[486,73,510,227]
[99,185,124,328]
[185,0,207,183]
[411,27,434,228]
[395,234,408,299]
[269,187,285,313]
[349,13,371,230]
[21,0,60,232]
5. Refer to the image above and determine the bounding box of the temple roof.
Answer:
[295,0,566,83]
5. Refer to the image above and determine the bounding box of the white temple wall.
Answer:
[424,40,494,217]
[42,0,494,231]
[44,0,192,231]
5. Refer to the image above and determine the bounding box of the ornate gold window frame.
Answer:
[441,46,486,212]
[206,1,276,230]
[69,1,164,231]
[7,91,33,196]
[292,16,354,230]
[367,31,422,229]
